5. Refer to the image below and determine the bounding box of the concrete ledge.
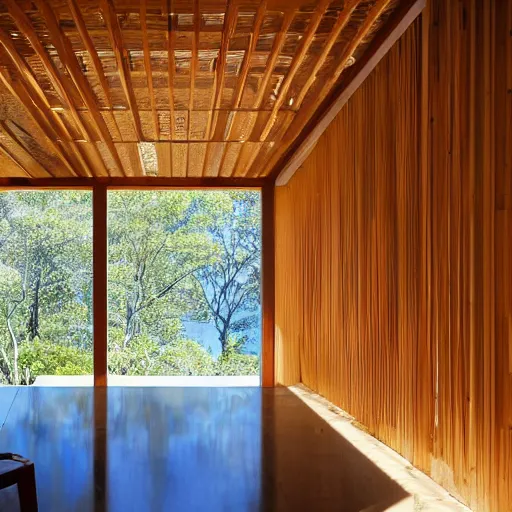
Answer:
[33,375,260,387]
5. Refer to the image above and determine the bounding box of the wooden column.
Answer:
[93,183,108,386]
[261,183,275,387]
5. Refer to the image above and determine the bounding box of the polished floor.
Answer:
[0,387,409,512]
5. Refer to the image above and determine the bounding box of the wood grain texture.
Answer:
[93,184,108,386]
[261,184,275,387]
[275,2,512,511]
[0,0,404,179]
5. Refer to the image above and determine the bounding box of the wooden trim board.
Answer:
[274,0,426,186]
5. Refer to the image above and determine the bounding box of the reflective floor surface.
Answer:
[0,387,409,511]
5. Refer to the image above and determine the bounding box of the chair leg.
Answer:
[17,464,38,512]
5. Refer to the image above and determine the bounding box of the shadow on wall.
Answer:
[0,386,410,511]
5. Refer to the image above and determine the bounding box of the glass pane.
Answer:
[107,190,261,383]
[0,191,93,385]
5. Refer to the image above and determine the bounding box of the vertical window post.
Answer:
[261,183,275,387]
[93,183,108,386]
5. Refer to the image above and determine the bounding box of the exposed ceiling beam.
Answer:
[258,0,330,142]
[0,31,97,177]
[273,0,426,186]
[167,9,176,140]
[294,0,360,109]
[140,0,160,140]
[0,70,81,177]
[217,1,267,176]
[0,142,31,177]
[0,120,53,177]
[100,0,144,141]
[229,9,295,178]
[0,176,268,189]
[7,0,115,176]
[66,0,113,109]
[201,0,239,177]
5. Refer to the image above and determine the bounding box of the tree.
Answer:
[107,191,217,349]
[193,191,261,353]
[0,192,92,384]
[0,190,261,384]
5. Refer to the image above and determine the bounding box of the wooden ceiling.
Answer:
[0,0,409,180]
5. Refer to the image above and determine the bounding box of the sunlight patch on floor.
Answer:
[288,385,471,512]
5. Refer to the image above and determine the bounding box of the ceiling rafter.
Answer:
[217,1,267,177]
[167,6,176,140]
[294,0,361,108]
[294,0,395,130]
[272,0,426,185]
[0,120,53,178]
[32,0,124,175]
[0,0,418,179]
[258,0,331,142]
[0,70,80,177]
[201,0,239,177]
[100,0,144,141]
[0,139,31,177]
[261,0,397,179]
[0,29,97,177]
[66,0,112,109]
[4,0,112,176]
[140,0,160,141]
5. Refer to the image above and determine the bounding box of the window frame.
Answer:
[0,178,274,387]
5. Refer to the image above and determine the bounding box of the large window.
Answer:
[0,191,93,385]
[0,188,263,386]
[107,190,262,380]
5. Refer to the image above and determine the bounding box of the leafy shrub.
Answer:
[19,340,93,384]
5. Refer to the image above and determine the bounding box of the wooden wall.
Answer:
[274,1,512,511]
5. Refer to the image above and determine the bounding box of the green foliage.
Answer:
[215,336,259,376]
[0,190,261,385]
[18,340,93,385]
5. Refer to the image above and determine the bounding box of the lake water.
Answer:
[183,315,261,358]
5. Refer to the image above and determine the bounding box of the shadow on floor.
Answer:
[0,386,410,511]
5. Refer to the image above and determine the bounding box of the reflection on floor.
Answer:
[33,375,260,387]
[0,386,468,512]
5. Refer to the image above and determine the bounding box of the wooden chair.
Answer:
[0,453,38,511]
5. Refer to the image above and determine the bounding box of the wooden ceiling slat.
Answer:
[100,0,144,141]
[206,0,239,141]
[0,28,52,110]
[0,143,31,177]
[167,11,176,140]
[0,120,53,178]
[287,0,395,145]
[15,0,118,177]
[216,1,267,175]
[201,1,239,177]
[294,0,360,108]
[0,27,97,177]
[4,0,77,110]
[258,0,330,142]
[140,0,160,140]
[253,9,295,111]
[5,0,100,177]
[256,0,395,179]
[189,0,199,120]
[0,70,80,177]
[225,1,266,137]
[272,0,425,185]
[0,0,413,180]
[241,8,295,161]
[66,0,113,109]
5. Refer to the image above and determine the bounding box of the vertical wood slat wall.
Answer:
[274,1,512,511]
